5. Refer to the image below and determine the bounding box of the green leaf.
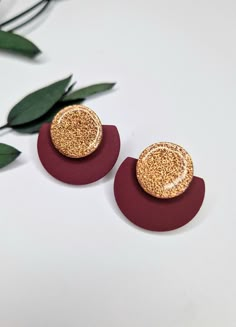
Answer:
[8,75,72,127]
[13,100,84,134]
[62,83,116,102]
[0,143,21,169]
[0,30,41,57]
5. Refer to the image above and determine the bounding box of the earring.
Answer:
[114,142,205,232]
[38,105,120,184]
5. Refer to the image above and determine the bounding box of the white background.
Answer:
[0,0,235,326]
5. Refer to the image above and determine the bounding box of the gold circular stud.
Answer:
[50,105,103,158]
[136,142,194,199]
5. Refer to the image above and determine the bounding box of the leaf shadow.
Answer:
[0,129,11,137]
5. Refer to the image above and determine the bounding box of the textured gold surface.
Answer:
[50,105,103,158]
[136,142,194,199]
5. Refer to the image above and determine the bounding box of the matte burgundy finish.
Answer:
[114,157,205,232]
[38,123,120,185]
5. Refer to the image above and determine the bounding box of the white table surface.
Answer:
[0,1,235,326]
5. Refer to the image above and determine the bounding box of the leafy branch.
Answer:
[0,0,54,57]
[0,76,116,168]
[0,3,117,169]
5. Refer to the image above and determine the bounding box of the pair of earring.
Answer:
[37,105,205,232]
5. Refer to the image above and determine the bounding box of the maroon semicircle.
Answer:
[114,157,205,232]
[38,123,120,185]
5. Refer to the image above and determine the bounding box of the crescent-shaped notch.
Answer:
[38,123,120,185]
[114,157,205,232]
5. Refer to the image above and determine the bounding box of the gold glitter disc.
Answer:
[136,142,194,199]
[50,105,103,158]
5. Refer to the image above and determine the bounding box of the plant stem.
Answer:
[0,124,9,130]
[7,1,51,32]
[0,0,47,29]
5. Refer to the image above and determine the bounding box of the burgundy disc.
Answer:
[114,157,205,232]
[38,123,120,185]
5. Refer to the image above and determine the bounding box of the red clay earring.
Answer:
[38,105,120,184]
[114,142,205,231]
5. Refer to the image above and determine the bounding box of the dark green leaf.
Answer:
[0,30,41,57]
[0,143,21,168]
[8,75,72,126]
[13,100,84,134]
[62,83,116,102]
